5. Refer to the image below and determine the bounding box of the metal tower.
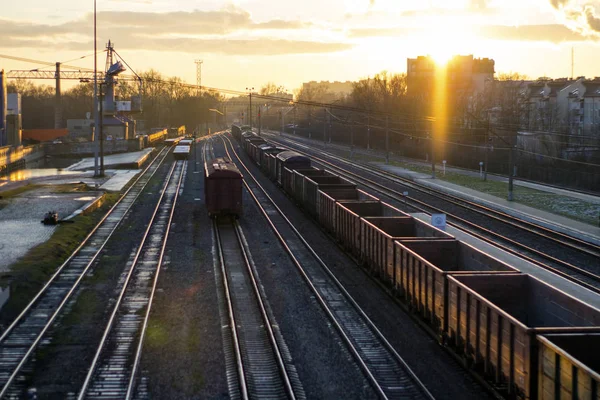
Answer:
[195,59,203,94]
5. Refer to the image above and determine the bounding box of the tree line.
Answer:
[7,70,224,132]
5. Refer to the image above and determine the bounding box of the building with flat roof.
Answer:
[407,55,495,99]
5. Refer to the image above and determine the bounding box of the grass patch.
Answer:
[50,183,91,194]
[381,161,598,225]
[0,192,120,322]
[145,321,169,348]
[59,290,102,328]
[0,183,40,199]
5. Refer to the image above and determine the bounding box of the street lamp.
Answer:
[93,0,99,177]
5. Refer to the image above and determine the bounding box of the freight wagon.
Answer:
[393,239,519,334]
[537,333,600,400]
[165,137,183,146]
[335,200,406,257]
[275,151,311,186]
[173,145,191,160]
[359,216,453,279]
[231,133,600,400]
[447,273,600,399]
[205,157,243,218]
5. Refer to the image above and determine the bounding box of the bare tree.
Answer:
[260,82,279,96]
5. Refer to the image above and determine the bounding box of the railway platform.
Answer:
[411,212,600,310]
[66,148,153,171]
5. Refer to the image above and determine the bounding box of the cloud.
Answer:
[469,0,490,9]
[0,8,347,55]
[476,24,587,42]
[347,23,588,43]
[548,0,600,37]
[1,36,352,56]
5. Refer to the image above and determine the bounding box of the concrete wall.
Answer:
[44,139,142,156]
[0,144,44,171]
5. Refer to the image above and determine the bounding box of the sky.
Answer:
[2,0,600,93]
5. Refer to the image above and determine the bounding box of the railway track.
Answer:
[77,159,185,400]
[221,135,434,400]
[263,133,600,293]
[214,217,302,400]
[0,147,171,398]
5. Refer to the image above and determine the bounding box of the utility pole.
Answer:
[54,62,61,129]
[484,114,490,181]
[350,122,354,159]
[308,108,312,139]
[280,109,284,136]
[195,59,203,95]
[258,105,261,136]
[367,115,371,150]
[507,131,516,201]
[571,47,574,80]
[293,106,296,135]
[328,111,331,143]
[93,0,99,177]
[99,83,104,176]
[431,125,436,179]
[385,116,390,164]
[323,108,327,145]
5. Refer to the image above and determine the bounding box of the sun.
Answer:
[420,18,475,66]
[430,50,454,66]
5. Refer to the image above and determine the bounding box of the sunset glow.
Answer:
[0,0,598,90]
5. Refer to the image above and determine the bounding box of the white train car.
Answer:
[173,145,191,160]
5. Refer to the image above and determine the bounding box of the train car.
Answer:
[359,216,453,278]
[290,169,330,204]
[318,188,378,235]
[165,137,183,146]
[393,239,519,334]
[267,152,280,181]
[246,138,267,162]
[275,151,311,186]
[302,175,356,218]
[173,145,191,160]
[335,200,406,257]
[179,138,194,147]
[537,333,600,400]
[231,124,242,141]
[241,125,252,133]
[236,136,600,400]
[205,157,243,218]
[447,274,600,399]
[256,144,274,168]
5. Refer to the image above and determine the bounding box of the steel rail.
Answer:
[77,160,183,399]
[215,218,299,399]
[125,160,186,399]
[267,133,600,257]
[214,218,250,400]
[262,136,600,294]
[0,146,170,398]
[222,135,434,400]
[232,220,299,399]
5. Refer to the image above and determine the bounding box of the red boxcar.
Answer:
[205,157,243,218]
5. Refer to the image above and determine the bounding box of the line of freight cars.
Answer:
[233,128,600,400]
